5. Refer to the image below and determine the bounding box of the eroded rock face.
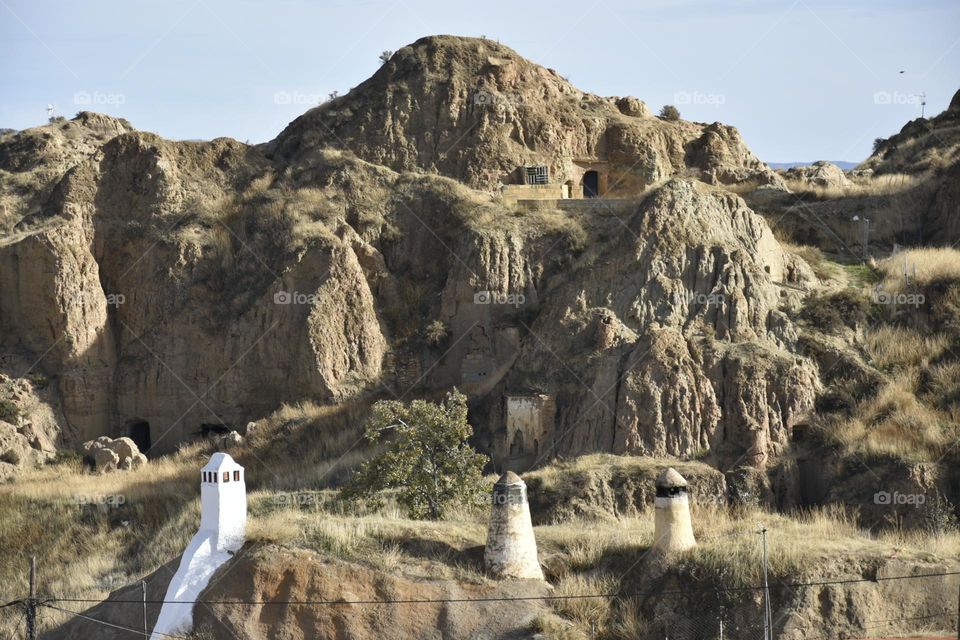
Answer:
[498,180,818,468]
[1,118,391,453]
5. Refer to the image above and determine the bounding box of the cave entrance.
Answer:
[200,423,231,438]
[583,171,600,198]
[126,420,151,454]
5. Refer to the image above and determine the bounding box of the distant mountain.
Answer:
[767,160,859,171]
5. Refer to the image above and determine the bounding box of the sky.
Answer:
[1,0,957,162]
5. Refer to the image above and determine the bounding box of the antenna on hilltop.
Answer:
[46,104,54,120]
[917,92,927,118]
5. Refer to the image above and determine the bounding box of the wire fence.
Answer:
[2,569,957,639]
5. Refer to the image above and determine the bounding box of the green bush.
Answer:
[342,390,488,519]
[659,105,680,121]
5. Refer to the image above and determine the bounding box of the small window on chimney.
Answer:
[223,472,230,483]
[233,470,240,482]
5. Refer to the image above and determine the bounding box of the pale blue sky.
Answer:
[1,0,957,162]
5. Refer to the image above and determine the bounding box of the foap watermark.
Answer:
[75,494,127,507]
[274,290,321,305]
[675,291,725,306]
[74,291,125,307]
[273,492,323,507]
[874,490,926,506]
[675,91,726,108]
[873,91,922,107]
[871,284,924,308]
[473,290,526,308]
[473,89,523,108]
[273,90,326,106]
[73,91,126,107]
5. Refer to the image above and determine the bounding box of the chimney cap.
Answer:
[201,452,243,473]
[656,467,688,489]
[495,470,523,485]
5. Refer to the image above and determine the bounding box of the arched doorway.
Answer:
[583,171,600,198]
[126,419,151,454]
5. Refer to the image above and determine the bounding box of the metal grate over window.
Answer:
[524,165,549,185]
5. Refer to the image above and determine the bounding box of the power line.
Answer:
[41,604,189,639]
[45,570,960,607]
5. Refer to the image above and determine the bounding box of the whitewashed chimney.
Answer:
[652,467,696,554]
[200,452,247,551]
[151,453,246,639]
[484,471,544,580]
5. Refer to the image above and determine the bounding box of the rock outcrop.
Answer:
[783,160,853,189]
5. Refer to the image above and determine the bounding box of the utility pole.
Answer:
[759,524,772,640]
[142,580,148,638]
[719,618,724,640]
[26,556,37,640]
[863,218,871,259]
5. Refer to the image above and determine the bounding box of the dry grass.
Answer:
[865,326,951,370]
[824,372,957,462]
[877,248,960,292]
[0,446,208,632]
[550,573,619,634]
[784,172,920,199]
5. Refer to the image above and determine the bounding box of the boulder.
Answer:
[80,435,145,472]
[218,431,243,449]
[0,421,30,465]
[615,96,650,118]
[92,447,119,473]
[107,437,139,461]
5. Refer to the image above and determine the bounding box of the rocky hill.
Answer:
[268,35,782,192]
[0,36,803,469]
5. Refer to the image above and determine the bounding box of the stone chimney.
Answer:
[484,471,544,580]
[652,467,696,553]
